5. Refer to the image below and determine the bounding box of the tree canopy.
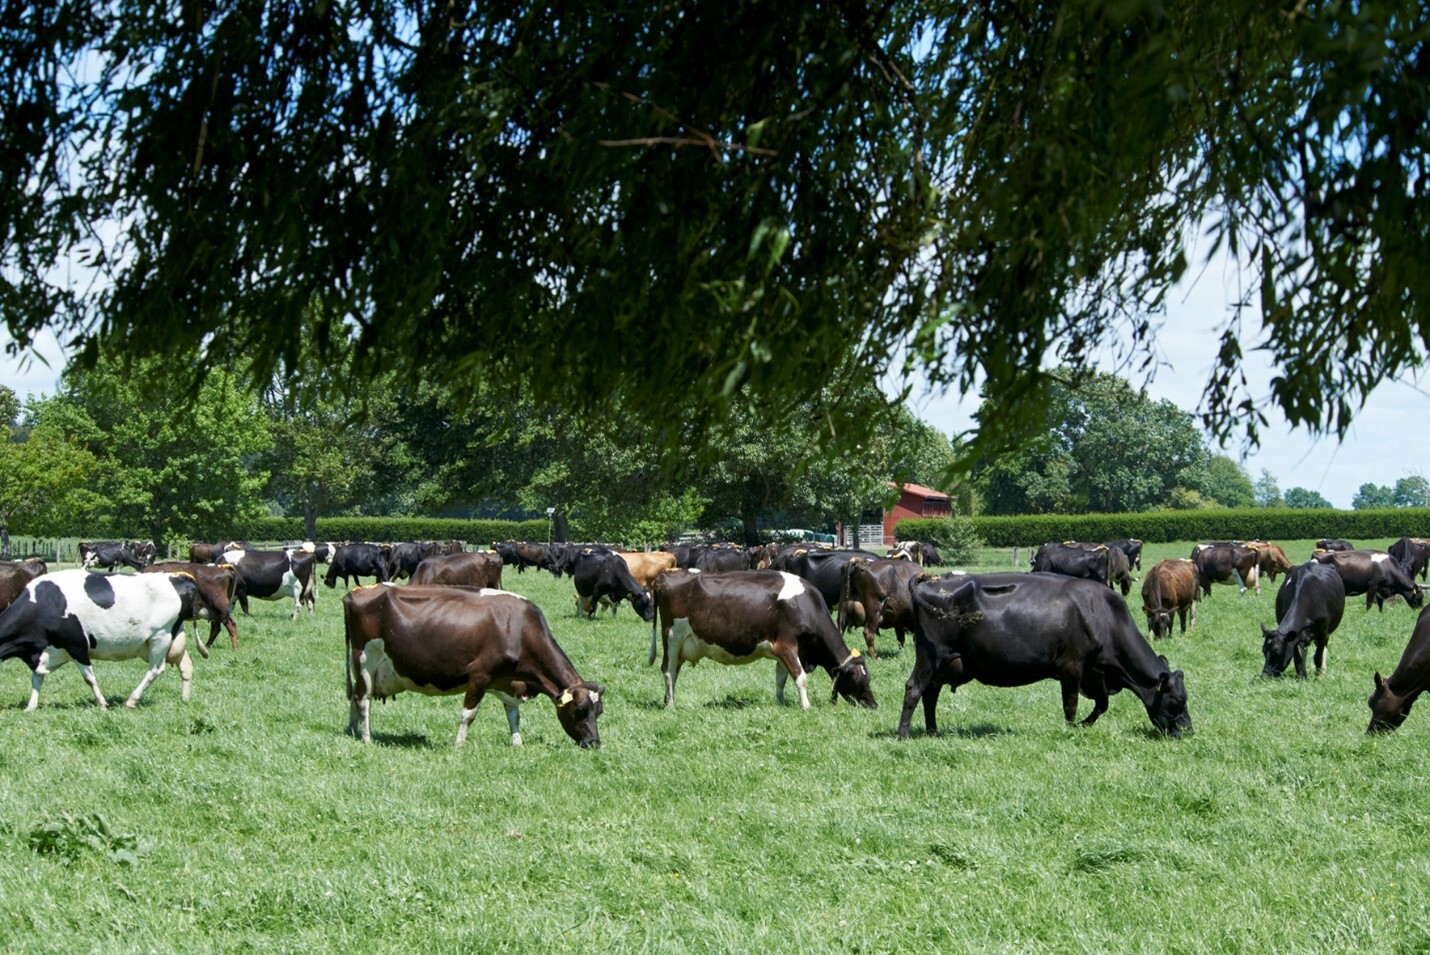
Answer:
[4,2,1428,467]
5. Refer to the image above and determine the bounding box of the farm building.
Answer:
[849,482,954,547]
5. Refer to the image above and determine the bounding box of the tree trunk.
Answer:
[740,512,759,546]
[553,512,569,543]
[0,521,8,560]
[304,482,319,540]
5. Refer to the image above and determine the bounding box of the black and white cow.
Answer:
[285,540,337,565]
[0,569,218,708]
[221,548,316,618]
[79,541,145,572]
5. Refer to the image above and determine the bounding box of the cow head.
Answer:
[554,682,606,748]
[1147,665,1191,737]
[1367,672,1415,733]
[829,652,878,709]
[1410,585,1426,609]
[1259,624,1304,678]
[1146,608,1174,640]
[629,587,656,622]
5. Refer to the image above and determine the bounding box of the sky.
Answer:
[3,254,1424,509]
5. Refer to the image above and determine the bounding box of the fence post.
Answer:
[1012,545,1019,568]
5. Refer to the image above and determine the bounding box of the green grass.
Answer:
[1,541,1427,953]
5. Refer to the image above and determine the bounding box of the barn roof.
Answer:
[886,481,951,502]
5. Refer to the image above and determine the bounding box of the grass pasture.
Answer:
[1,540,1428,953]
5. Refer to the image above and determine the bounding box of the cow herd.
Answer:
[2,533,1430,743]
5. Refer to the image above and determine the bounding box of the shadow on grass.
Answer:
[629,699,667,711]
[868,722,1010,740]
[364,732,434,749]
[704,695,763,710]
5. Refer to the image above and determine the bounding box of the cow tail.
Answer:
[838,562,854,632]
[648,576,660,666]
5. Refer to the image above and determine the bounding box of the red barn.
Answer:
[881,482,952,546]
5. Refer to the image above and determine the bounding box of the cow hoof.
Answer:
[510,734,523,746]
[123,700,139,710]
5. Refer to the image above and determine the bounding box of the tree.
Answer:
[972,373,1206,515]
[4,3,1427,470]
[1352,482,1395,510]
[0,399,105,556]
[54,358,272,541]
[1254,470,1283,509]
[1393,475,1430,509]
[1196,455,1256,509]
[1284,487,1333,509]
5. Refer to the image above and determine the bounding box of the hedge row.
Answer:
[897,508,1430,549]
[217,516,564,545]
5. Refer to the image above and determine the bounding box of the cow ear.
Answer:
[1374,672,1386,690]
[584,680,606,696]
[1155,671,1170,692]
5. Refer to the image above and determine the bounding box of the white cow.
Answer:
[0,569,215,709]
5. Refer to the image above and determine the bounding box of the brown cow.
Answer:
[619,551,679,591]
[649,570,877,710]
[1191,542,1262,596]
[344,585,605,748]
[1368,604,1430,732]
[1140,559,1199,638]
[1236,540,1293,582]
[0,558,48,613]
[411,551,504,589]
[838,557,929,657]
[142,561,242,653]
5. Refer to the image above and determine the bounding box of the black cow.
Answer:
[1310,549,1424,611]
[386,541,438,581]
[1106,539,1144,572]
[1316,539,1355,552]
[79,541,145,572]
[1389,537,1430,582]
[571,549,655,620]
[898,572,1192,739]
[1368,605,1430,732]
[222,548,316,617]
[691,544,750,573]
[324,543,391,589]
[493,541,559,576]
[1030,542,1112,587]
[1260,561,1346,678]
[784,548,881,621]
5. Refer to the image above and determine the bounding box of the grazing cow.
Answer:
[324,543,391,588]
[343,585,605,748]
[1031,542,1112,587]
[784,548,882,623]
[1316,539,1355,552]
[142,561,242,651]
[127,540,158,567]
[411,551,504,589]
[889,541,923,565]
[1140,559,1200,638]
[1309,549,1424,611]
[649,570,877,710]
[79,541,145,572]
[1106,539,1144,572]
[899,573,1191,739]
[1388,537,1430,582]
[1190,542,1261,596]
[285,540,337,564]
[1368,605,1430,732]
[571,549,655,620]
[386,541,438,581]
[1106,546,1133,596]
[0,569,220,708]
[1235,540,1294,582]
[0,558,48,612]
[189,541,247,564]
[838,556,927,656]
[222,548,316,618]
[1260,561,1346,679]
[691,544,750,573]
[493,541,559,576]
[764,541,834,572]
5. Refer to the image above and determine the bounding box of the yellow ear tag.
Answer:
[559,690,574,706]
[849,648,861,659]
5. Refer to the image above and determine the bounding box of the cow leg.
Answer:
[662,626,685,708]
[1292,644,1308,680]
[504,702,522,746]
[921,682,944,735]
[27,648,83,711]
[1314,640,1329,676]
[124,640,173,708]
[897,679,924,739]
[772,645,810,709]
[1079,677,1109,726]
[894,624,906,648]
[350,651,373,742]
[166,636,194,702]
[1061,675,1081,723]
[455,683,489,749]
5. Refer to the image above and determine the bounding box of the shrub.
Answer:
[894,516,983,566]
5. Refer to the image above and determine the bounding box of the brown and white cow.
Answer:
[142,561,242,653]
[1235,540,1293,582]
[649,570,877,710]
[1140,559,1199,638]
[0,558,48,613]
[343,585,604,748]
[838,556,929,657]
[410,551,504,589]
[1190,542,1262,596]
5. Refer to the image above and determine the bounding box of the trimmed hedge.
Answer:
[898,508,1430,549]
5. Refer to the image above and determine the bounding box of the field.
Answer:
[1,540,1427,953]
